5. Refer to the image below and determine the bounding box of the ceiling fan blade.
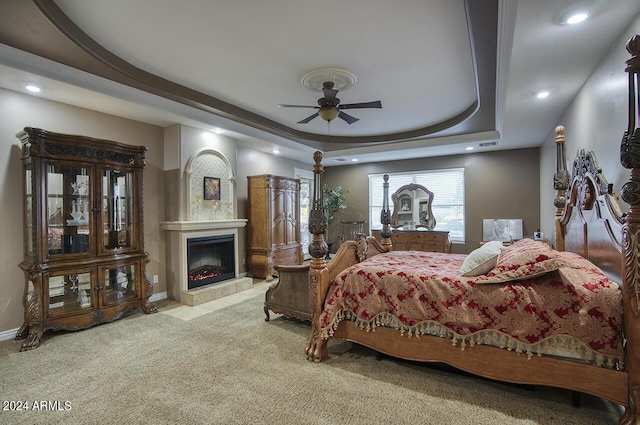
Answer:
[338,111,359,124]
[277,104,319,109]
[339,100,382,110]
[297,112,319,124]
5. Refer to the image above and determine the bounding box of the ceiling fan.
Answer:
[277,81,382,124]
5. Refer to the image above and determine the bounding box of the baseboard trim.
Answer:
[150,291,167,302]
[0,328,18,342]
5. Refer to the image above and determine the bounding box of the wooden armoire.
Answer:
[247,175,302,279]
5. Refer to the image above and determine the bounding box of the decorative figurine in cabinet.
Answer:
[16,127,156,351]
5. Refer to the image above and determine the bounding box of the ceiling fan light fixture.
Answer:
[318,108,339,122]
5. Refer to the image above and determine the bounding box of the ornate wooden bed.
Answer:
[304,35,640,423]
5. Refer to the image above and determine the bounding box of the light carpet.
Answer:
[0,293,623,424]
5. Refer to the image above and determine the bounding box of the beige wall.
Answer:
[323,147,540,254]
[0,88,166,334]
[539,15,640,244]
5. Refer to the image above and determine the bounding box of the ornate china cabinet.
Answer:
[16,127,156,351]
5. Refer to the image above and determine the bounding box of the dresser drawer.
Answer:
[373,230,450,253]
[390,230,450,253]
[422,232,443,241]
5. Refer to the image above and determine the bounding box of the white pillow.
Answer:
[459,241,504,277]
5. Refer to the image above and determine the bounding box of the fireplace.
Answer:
[160,143,250,304]
[186,235,235,290]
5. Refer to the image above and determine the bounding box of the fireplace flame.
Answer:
[189,265,224,282]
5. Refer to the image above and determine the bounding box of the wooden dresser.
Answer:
[247,175,302,279]
[373,229,451,253]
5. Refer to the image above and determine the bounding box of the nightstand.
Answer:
[264,264,311,322]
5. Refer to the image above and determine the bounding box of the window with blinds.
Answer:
[369,168,465,242]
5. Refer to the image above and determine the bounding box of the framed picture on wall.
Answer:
[482,219,523,242]
[203,177,220,200]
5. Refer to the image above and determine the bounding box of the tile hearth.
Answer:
[180,276,253,306]
[161,280,270,321]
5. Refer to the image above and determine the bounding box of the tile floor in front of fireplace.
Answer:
[157,279,272,321]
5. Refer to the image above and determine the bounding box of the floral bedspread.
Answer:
[319,250,623,367]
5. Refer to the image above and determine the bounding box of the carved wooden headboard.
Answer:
[554,127,625,283]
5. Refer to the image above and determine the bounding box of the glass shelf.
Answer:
[103,264,137,304]
[48,272,92,316]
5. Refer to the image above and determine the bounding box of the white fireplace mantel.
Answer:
[160,219,247,232]
[161,219,249,303]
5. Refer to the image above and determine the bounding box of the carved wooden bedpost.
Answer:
[305,151,329,362]
[554,125,569,251]
[620,34,640,425]
[379,174,393,249]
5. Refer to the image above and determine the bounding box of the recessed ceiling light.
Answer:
[351,158,359,162]
[272,149,280,154]
[559,8,591,25]
[25,84,42,93]
[465,146,474,151]
[533,90,550,99]
[212,127,224,134]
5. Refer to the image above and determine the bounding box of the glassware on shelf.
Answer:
[191,195,202,220]
[78,289,90,307]
[71,181,87,195]
[68,274,79,292]
[211,200,219,220]
[70,200,83,221]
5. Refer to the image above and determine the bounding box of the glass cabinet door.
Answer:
[102,263,138,305]
[47,270,93,317]
[102,169,135,251]
[24,164,34,257]
[47,164,91,257]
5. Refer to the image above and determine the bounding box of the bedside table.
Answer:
[264,263,311,322]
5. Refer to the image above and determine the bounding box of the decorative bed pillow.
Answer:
[474,238,570,284]
[459,240,504,276]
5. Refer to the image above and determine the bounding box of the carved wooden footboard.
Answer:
[305,35,640,423]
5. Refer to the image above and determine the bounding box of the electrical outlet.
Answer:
[153,275,158,284]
